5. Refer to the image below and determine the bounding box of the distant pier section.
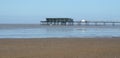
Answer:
[40,18,120,26]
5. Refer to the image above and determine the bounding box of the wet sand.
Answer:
[0,38,120,58]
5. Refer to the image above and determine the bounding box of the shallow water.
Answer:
[0,24,120,38]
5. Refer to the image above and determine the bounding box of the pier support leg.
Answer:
[85,22,89,26]
[103,22,106,26]
[77,22,81,25]
[112,22,115,26]
[95,22,98,26]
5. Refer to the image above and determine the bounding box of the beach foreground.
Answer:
[0,38,120,58]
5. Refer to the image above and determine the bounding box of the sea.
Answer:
[0,24,120,38]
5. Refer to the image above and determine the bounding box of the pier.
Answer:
[41,18,74,25]
[74,21,120,26]
[40,18,120,26]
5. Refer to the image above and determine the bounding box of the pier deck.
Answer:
[40,18,120,26]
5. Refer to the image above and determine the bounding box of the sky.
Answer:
[0,0,120,24]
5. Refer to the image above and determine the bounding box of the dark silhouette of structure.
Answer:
[41,18,74,25]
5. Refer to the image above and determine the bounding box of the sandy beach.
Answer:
[0,38,120,58]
